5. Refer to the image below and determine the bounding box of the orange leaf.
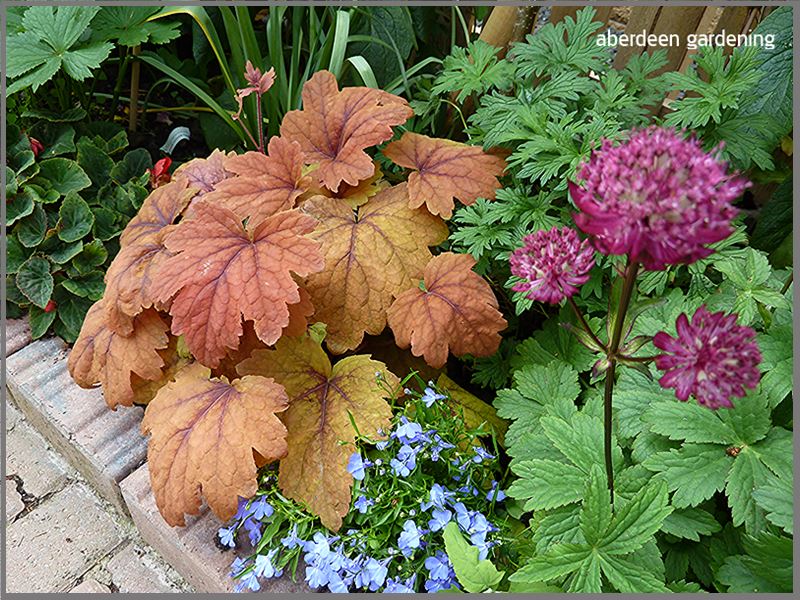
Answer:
[302,183,448,353]
[383,132,507,218]
[141,363,288,526]
[387,252,507,368]
[237,335,398,530]
[129,336,192,406]
[103,179,197,334]
[173,149,233,196]
[299,162,390,209]
[281,70,412,192]
[152,201,324,367]
[201,137,310,223]
[68,301,170,409]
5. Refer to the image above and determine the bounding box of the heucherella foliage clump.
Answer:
[219,382,508,593]
[66,63,510,530]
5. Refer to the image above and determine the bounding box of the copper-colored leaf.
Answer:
[141,363,288,526]
[383,132,506,218]
[129,336,192,406]
[172,149,233,196]
[68,301,170,409]
[281,70,413,191]
[387,252,507,368]
[299,162,390,209]
[152,201,324,367]
[118,179,196,247]
[302,183,448,353]
[201,137,310,222]
[237,335,398,530]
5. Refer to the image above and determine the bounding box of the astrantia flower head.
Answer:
[570,127,749,270]
[653,305,761,410]
[509,226,595,304]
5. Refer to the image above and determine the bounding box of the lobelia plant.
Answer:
[67,63,509,532]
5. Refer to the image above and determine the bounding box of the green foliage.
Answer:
[6,122,150,342]
[431,40,514,103]
[443,522,505,592]
[7,7,113,95]
[92,7,181,47]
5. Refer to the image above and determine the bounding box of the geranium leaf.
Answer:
[383,132,506,218]
[237,335,398,530]
[752,475,792,534]
[152,201,323,367]
[508,543,590,584]
[281,70,412,191]
[725,447,769,534]
[141,363,289,526]
[580,464,612,545]
[15,256,53,308]
[67,301,170,409]
[600,478,672,555]
[660,507,721,541]
[388,252,506,368]
[202,137,309,223]
[642,401,738,445]
[103,179,196,334]
[643,443,733,508]
[302,183,447,353]
[508,459,585,510]
[598,553,670,593]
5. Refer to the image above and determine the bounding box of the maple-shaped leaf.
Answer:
[173,148,233,196]
[201,137,310,223]
[141,362,289,526]
[68,300,170,409]
[129,336,192,406]
[237,334,399,530]
[299,162,390,208]
[302,183,448,353]
[281,70,413,191]
[103,179,197,334]
[388,252,506,368]
[152,201,324,367]
[383,132,507,219]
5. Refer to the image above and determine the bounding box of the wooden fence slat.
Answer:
[647,7,707,75]
[612,6,660,69]
[478,7,519,48]
[548,6,612,28]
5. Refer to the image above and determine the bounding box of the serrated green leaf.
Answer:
[725,447,769,534]
[47,240,84,264]
[598,552,669,593]
[6,188,35,226]
[76,137,114,185]
[510,310,596,374]
[27,122,76,158]
[660,507,721,541]
[61,272,105,300]
[508,459,585,510]
[58,192,94,242]
[642,401,738,444]
[35,158,91,196]
[568,552,602,592]
[509,543,590,584]
[16,256,53,308]
[7,236,30,274]
[580,464,612,545]
[541,413,624,473]
[612,367,674,440]
[717,555,784,593]
[752,475,792,534]
[750,427,792,481]
[643,443,733,508]
[442,522,505,592]
[72,239,108,274]
[718,393,771,445]
[55,294,93,342]
[630,431,678,464]
[600,479,671,555]
[532,503,583,553]
[16,203,48,248]
[110,148,152,184]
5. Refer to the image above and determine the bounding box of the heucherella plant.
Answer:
[217,379,509,593]
[66,64,509,531]
[510,126,760,503]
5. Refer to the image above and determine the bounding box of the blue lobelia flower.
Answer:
[383,574,417,593]
[233,497,252,522]
[243,517,262,546]
[327,571,349,593]
[392,417,424,444]
[453,502,472,531]
[486,480,507,502]
[397,520,423,557]
[353,495,375,514]
[424,575,459,593]
[424,551,453,581]
[471,445,495,462]
[390,444,417,477]
[429,434,455,461]
[428,507,452,532]
[218,526,236,548]
[230,556,247,577]
[347,452,367,481]
[421,386,446,407]
[253,549,281,579]
[236,568,261,592]
[355,557,390,591]
[280,524,302,549]
[249,496,274,520]
[376,439,391,450]
[305,562,331,589]
[304,531,332,563]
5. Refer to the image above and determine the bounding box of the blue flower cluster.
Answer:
[219,383,506,594]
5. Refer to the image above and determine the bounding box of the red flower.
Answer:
[44,299,57,313]
[149,157,172,189]
[30,137,44,158]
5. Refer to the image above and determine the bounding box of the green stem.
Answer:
[567,296,605,351]
[780,272,793,295]
[603,259,640,506]
[110,48,132,117]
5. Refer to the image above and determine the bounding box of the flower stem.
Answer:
[567,296,606,351]
[780,272,793,295]
[603,259,640,506]
[255,94,265,153]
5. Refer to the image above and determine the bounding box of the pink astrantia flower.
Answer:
[653,306,761,410]
[570,127,750,271]
[509,226,595,304]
